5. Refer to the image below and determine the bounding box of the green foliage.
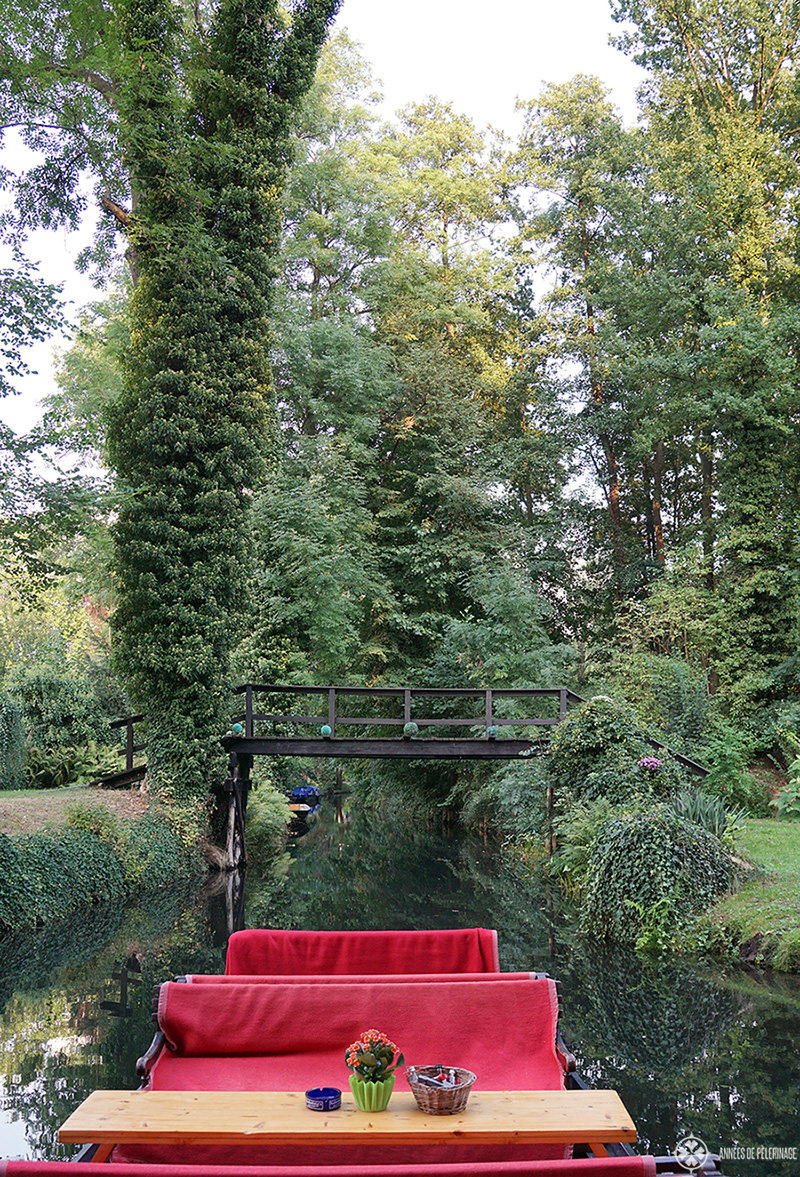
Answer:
[26,742,119,789]
[0,832,37,930]
[8,669,107,749]
[773,765,800,822]
[65,799,121,843]
[459,759,549,840]
[581,804,735,947]
[0,800,203,935]
[0,258,62,399]
[546,696,649,789]
[14,829,126,925]
[549,795,626,890]
[0,688,26,789]
[106,0,341,805]
[245,779,293,872]
[118,813,199,888]
[702,720,771,814]
[599,646,710,748]
[670,788,748,847]
[66,797,200,888]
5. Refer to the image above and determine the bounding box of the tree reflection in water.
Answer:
[0,808,797,1176]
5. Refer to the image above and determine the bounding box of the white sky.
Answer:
[0,0,646,436]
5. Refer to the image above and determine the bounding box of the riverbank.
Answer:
[0,785,201,934]
[702,820,800,972]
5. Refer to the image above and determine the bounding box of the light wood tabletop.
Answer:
[59,1088,637,1163]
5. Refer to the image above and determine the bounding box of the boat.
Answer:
[288,784,322,818]
[24,929,727,1176]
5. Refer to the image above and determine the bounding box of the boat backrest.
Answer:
[147,977,563,1093]
[224,927,500,975]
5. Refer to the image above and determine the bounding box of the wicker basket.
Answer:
[405,1065,477,1115]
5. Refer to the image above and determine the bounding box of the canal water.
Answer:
[0,805,798,1175]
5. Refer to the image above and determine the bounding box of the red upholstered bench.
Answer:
[145,977,563,1091]
[126,977,567,1167]
[224,928,500,975]
[0,1158,660,1176]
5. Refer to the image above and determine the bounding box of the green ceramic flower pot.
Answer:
[349,1073,395,1112]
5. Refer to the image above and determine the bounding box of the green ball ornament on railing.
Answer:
[402,722,419,738]
[486,725,498,740]
[321,724,332,737]
[231,722,244,735]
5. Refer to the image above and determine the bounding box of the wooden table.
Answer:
[59,1088,637,1163]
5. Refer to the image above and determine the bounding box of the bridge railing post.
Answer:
[245,685,253,737]
[125,718,134,772]
[328,687,336,737]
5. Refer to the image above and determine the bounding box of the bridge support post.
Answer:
[225,752,252,870]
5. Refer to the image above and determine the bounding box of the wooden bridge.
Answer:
[220,685,586,760]
[97,684,708,868]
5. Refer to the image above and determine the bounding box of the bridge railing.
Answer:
[231,685,585,740]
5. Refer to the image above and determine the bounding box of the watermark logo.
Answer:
[675,1135,710,1171]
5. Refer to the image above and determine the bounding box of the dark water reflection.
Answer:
[0,807,798,1176]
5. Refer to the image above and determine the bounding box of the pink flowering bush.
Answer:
[636,756,664,772]
[345,1029,404,1081]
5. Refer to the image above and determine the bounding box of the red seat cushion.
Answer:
[224,928,500,975]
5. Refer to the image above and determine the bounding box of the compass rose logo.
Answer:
[675,1135,710,1171]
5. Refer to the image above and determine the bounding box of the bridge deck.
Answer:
[220,735,545,760]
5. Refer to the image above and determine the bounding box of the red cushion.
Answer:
[2,1158,656,1176]
[224,928,500,975]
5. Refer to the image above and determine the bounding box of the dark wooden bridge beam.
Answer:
[220,735,546,760]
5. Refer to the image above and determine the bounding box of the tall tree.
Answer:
[103,0,340,804]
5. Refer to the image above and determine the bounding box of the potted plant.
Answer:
[345,1029,404,1112]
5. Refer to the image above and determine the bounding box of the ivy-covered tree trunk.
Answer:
[108,0,339,814]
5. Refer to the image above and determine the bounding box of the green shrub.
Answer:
[550,795,627,889]
[701,719,770,814]
[580,804,735,949]
[26,741,120,789]
[246,782,293,872]
[773,763,800,821]
[460,760,549,839]
[65,799,122,843]
[564,750,686,806]
[0,832,38,930]
[603,650,709,746]
[671,788,749,846]
[120,814,198,889]
[547,696,647,790]
[0,689,26,790]
[14,829,127,924]
[9,669,108,748]
[769,699,800,767]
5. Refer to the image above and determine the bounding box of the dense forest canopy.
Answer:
[1,0,799,814]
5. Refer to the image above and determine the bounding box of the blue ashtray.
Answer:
[305,1087,342,1111]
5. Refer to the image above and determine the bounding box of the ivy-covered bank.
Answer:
[0,801,202,934]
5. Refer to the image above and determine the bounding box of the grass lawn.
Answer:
[704,819,800,971]
[0,784,150,837]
